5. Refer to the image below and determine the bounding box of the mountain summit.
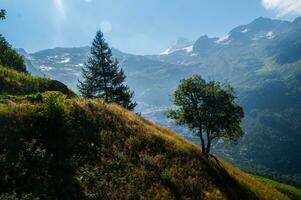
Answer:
[161,37,194,55]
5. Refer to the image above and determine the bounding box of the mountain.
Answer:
[16,48,45,77]
[23,17,301,186]
[267,17,301,65]
[18,47,90,90]
[160,37,194,55]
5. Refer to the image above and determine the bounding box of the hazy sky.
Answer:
[0,0,300,54]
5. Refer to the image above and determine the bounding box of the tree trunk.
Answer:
[199,134,205,154]
[103,69,109,102]
[205,139,211,157]
[205,132,211,157]
[104,81,108,102]
[199,125,205,154]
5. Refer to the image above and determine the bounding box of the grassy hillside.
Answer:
[0,65,75,97]
[26,42,301,186]
[254,176,301,200]
[0,96,288,200]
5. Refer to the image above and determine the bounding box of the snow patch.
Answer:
[160,48,172,55]
[242,29,248,33]
[182,45,193,53]
[216,34,230,45]
[74,63,84,67]
[58,57,71,63]
[47,55,58,60]
[266,31,274,39]
[39,65,53,71]
[160,45,193,55]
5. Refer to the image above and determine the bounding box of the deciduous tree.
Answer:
[167,75,244,157]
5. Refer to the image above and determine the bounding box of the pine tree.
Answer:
[78,30,137,110]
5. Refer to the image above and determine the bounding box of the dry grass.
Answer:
[0,99,290,199]
[219,161,289,200]
[106,101,289,200]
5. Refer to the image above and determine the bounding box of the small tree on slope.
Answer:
[167,75,244,157]
[78,30,136,110]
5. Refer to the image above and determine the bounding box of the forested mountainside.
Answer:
[20,17,301,186]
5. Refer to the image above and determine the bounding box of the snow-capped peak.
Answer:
[160,45,193,55]
[160,37,194,55]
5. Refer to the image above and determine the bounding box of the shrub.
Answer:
[0,36,26,73]
[0,65,75,97]
[0,193,39,200]
[42,91,66,112]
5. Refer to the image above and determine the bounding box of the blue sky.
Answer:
[0,0,300,54]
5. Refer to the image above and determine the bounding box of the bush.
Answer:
[0,193,39,200]
[42,91,66,112]
[0,36,26,73]
[0,65,75,97]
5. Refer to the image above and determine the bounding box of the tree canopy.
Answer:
[78,30,136,110]
[167,75,244,157]
[0,36,26,73]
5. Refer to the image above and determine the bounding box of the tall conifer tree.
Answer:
[78,30,136,110]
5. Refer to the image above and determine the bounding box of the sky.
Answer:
[0,0,301,55]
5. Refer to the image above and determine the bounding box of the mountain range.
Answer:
[19,16,301,186]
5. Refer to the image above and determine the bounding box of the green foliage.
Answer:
[0,36,26,73]
[226,64,301,183]
[0,65,75,96]
[42,91,66,111]
[167,75,244,156]
[0,193,39,200]
[268,28,301,65]
[0,99,285,200]
[0,9,25,72]
[78,29,136,110]
[0,93,43,104]
[0,65,50,95]
[254,175,301,200]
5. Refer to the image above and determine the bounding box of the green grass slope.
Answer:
[0,96,288,200]
[254,176,301,200]
[0,65,74,97]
